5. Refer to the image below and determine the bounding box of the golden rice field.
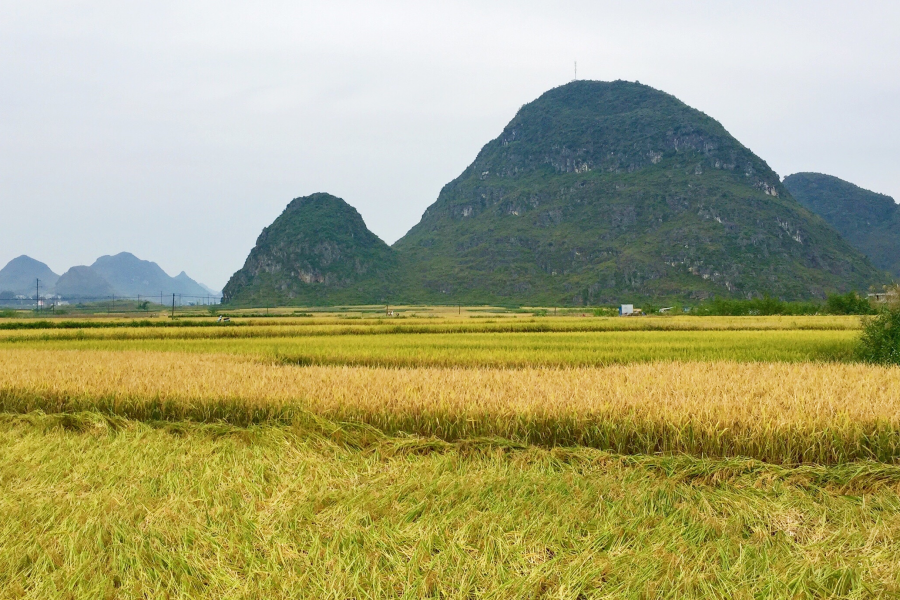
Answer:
[2,345,900,464]
[2,313,899,598]
[0,314,863,340]
[4,413,900,598]
[0,316,862,366]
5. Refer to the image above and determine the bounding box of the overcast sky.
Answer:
[2,1,899,289]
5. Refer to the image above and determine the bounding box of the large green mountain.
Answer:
[392,80,882,304]
[783,172,900,279]
[224,81,886,307]
[222,193,395,305]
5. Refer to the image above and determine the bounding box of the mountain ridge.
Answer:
[91,252,216,299]
[224,80,886,306]
[0,253,218,300]
[783,172,900,279]
[0,255,59,296]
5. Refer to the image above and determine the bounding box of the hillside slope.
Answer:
[393,80,883,304]
[222,193,396,305]
[784,172,900,279]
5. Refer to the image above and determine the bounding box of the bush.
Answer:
[826,292,873,315]
[859,289,900,365]
[0,309,16,318]
[690,296,820,316]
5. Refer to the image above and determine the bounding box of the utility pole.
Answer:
[36,279,40,312]
[172,293,176,318]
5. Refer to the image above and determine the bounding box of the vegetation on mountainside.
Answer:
[222,193,395,306]
[785,172,900,278]
[222,82,885,308]
[391,80,884,305]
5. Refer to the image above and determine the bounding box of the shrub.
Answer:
[691,296,820,316]
[859,288,900,365]
[826,292,872,315]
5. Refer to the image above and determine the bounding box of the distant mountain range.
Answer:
[783,173,900,279]
[0,252,220,301]
[224,80,888,306]
[0,256,60,298]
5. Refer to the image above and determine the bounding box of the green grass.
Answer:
[2,413,898,599]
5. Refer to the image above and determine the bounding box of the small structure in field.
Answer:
[619,304,634,316]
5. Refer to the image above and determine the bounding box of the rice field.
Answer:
[3,413,899,599]
[2,313,899,598]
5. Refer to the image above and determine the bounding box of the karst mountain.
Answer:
[223,80,886,306]
[0,252,218,301]
[784,172,900,279]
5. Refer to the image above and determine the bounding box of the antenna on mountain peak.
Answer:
[574,61,577,81]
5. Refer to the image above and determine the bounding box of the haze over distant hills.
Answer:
[0,256,59,297]
[0,252,219,300]
[55,265,116,298]
[91,252,214,300]
[224,80,886,306]
[784,173,900,279]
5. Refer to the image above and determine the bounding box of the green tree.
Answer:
[859,287,900,365]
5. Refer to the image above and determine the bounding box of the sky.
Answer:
[1,1,899,290]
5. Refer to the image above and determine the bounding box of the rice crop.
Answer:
[1,329,858,366]
[0,314,861,343]
[2,413,899,599]
[2,349,899,464]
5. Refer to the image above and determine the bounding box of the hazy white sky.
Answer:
[2,1,899,289]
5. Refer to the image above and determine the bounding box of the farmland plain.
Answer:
[1,310,899,598]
